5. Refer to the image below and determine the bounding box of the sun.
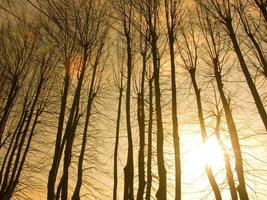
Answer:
[201,137,224,170]
[184,135,225,176]
[165,132,227,199]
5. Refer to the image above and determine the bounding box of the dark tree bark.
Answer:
[189,68,222,200]
[144,1,167,198]
[109,1,135,199]
[122,31,135,200]
[44,1,108,198]
[145,75,153,200]
[113,71,123,200]
[0,77,19,146]
[123,33,135,200]
[164,0,182,198]
[136,50,146,200]
[199,8,241,200]
[197,0,267,132]
[226,21,267,131]
[117,2,135,199]
[0,24,53,197]
[179,20,223,199]
[47,66,70,200]
[0,102,27,186]
[0,51,52,199]
[61,46,88,200]
[213,58,249,200]
[214,106,238,200]
[237,3,267,77]
[72,36,106,199]
[151,30,167,200]
[0,89,41,199]
[46,8,76,199]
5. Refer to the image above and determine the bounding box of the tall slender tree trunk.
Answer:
[0,108,28,196]
[151,35,167,200]
[214,113,238,200]
[0,78,18,145]
[189,69,222,200]
[137,53,146,200]
[61,105,80,200]
[0,102,27,186]
[168,31,181,200]
[8,110,41,198]
[113,80,123,200]
[9,80,42,182]
[146,77,153,200]
[47,67,70,200]
[214,59,249,200]
[226,21,267,131]
[123,33,134,200]
[61,47,88,200]
[72,62,98,200]
[246,32,267,76]
[0,77,43,199]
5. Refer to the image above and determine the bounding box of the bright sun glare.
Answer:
[201,137,224,169]
[177,134,230,200]
[185,136,225,175]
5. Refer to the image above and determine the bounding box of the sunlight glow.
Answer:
[70,54,83,76]
[201,137,224,170]
[180,131,232,200]
[186,136,225,175]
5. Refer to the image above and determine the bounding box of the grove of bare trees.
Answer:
[0,0,266,199]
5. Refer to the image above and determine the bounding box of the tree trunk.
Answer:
[72,62,98,200]
[214,59,249,200]
[146,77,153,200]
[0,102,27,186]
[113,83,123,200]
[0,77,43,199]
[226,21,267,131]
[247,32,267,76]
[0,77,18,145]
[123,33,134,200]
[61,46,88,200]
[168,32,181,200]
[214,114,238,200]
[137,53,146,200]
[47,68,70,200]
[189,69,222,200]
[151,35,167,200]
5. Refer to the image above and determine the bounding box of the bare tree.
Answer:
[113,45,125,200]
[235,0,267,77]
[0,22,55,199]
[210,89,238,200]
[0,23,35,147]
[72,26,108,200]
[135,31,147,200]
[197,7,249,199]
[24,1,109,199]
[178,21,222,200]
[145,62,154,200]
[111,1,135,199]
[135,1,167,199]
[1,1,267,200]
[164,1,183,198]
[196,0,267,131]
